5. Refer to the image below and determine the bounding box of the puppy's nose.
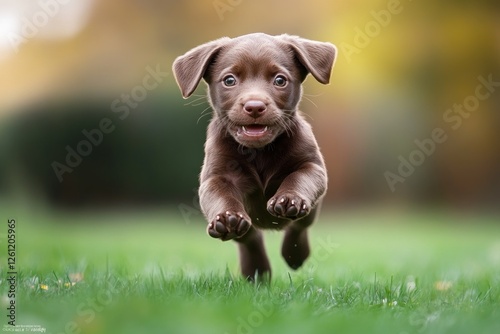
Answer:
[243,100,267,117]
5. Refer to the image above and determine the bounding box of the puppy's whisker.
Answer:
[189,94,207,101]
[303,92,323,98]
[192,101,209,107]
[302,111,314,121]
[274,117,294,138]
[185,96,207,106]
[279,112,296,122]
[197,111,212,124]
[299,111,315,122]
[200,107,212,116]
[302,95,319,109]
[185,96,205,102]
[198,105,213,115]
[191,102,208,109]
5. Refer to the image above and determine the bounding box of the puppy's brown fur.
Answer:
[173,33,336,281]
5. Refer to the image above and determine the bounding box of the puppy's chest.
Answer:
[244,155,290,196]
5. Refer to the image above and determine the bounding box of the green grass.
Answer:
[1,208,500,334]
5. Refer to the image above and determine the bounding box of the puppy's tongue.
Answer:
[242,125,268,136]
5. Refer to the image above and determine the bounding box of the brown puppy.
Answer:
[173,33,336,281]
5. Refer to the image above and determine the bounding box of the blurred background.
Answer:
[0,0,499,217]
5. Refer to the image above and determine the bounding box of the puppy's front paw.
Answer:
[207,211,251,241]
[267,194,310,220]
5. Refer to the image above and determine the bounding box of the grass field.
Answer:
[1,208,500,334]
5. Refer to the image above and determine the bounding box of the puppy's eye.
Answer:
[223,75,237,87]
[273,75,287,87]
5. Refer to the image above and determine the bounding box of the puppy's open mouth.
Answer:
[233,123,278,148]
[239,124,269,137]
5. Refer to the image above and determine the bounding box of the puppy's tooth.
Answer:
[291,200,295,205]
[216,215,220,221]
[226,211,230,216]
[280,198,285,203]
[302,204,307,209]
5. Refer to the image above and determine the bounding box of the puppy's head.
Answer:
[173,33,337,148]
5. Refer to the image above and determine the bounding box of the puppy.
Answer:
[173,33,336,281]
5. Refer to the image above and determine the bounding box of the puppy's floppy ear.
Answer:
[280,35,337,85]
[172,37,230,98]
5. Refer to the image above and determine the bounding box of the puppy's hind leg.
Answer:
[281,206,319,270]
[235,226,271,282]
